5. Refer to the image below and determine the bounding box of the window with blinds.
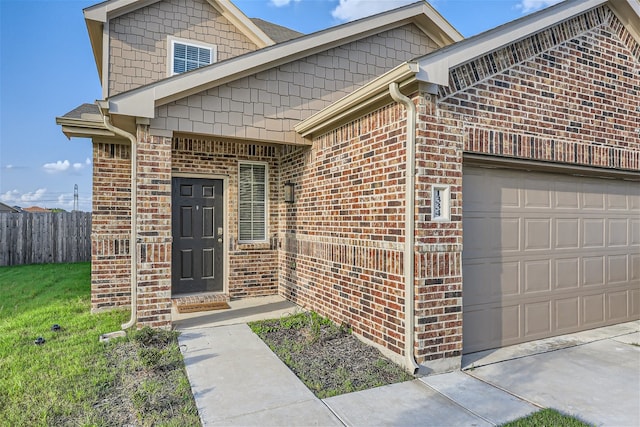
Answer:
[238,163,267,242]
[169,38,216,76]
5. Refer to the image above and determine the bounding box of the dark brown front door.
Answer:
[172,178,223,294]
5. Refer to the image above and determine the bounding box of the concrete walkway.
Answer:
[177,297,640,426]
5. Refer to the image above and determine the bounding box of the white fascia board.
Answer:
[84,0,161,22]
[209,0,275,48]
[609,0,640,43]
[108,2,451,118]
[416,0,608,86]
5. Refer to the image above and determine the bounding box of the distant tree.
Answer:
[50,208,67,213]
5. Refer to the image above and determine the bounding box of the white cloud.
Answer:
[269,0,300,7]
[43,158,91,173]
[5,165,13,169]
[43,160,71,173]
[331,0,414,22]
[517,0,561,13]
[1,188,47,203]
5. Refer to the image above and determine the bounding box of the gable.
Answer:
[108,0,260,96]
[439,6,639,170]
[152,23,441,145]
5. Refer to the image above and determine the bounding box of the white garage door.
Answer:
[463,165,640,354]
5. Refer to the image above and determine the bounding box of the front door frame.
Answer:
[172,172,229,296]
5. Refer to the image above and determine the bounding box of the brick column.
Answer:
[413,89,463,372]
[134,123,172,328]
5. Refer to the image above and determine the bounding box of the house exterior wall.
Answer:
[409,6,640,364]
[439,7,639,168]
[152,24,439,145]
[172,135,281,298]
[279,103,409,358]
[278,6,639,367]
[91,142,132,312]
[109,0,258,96]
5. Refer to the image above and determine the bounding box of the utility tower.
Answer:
[74,184,78,211]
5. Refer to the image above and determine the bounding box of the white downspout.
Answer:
[98,102,138,330]
[389,83,420,374]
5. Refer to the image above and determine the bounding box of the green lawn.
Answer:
[503,408,592,426]
[0,262,199,426]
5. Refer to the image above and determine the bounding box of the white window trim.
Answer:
[167,36,217,77]
[431,184,451,222]
[238,161,269,244]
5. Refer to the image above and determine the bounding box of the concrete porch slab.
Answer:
[173,295,300,329]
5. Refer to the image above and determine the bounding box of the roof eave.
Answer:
[416,0,616,85]
[55,116,115,139]
[108,1,462,118]
[294,62,419,138]
[609,0,640,42]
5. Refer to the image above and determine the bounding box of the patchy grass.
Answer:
[0,263,200,426]
[249,311,413,398]
[503,408,592,427]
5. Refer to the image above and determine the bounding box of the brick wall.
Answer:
[109,0,258,96]
[91,142,132,312]
[414,89,464,364]
[135,126,173,328]
[439,7,640,170]
[153,24,439,145]
[279,103,410,357]
[171,135,281,298]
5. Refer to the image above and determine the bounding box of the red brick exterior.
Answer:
[439,7,639,169]
[280,104,409,356]
[91,142,132,311]
[90,4,638,365]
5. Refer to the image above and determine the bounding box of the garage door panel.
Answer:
[524,260,551,293]
[555,258,580,289]
[630,288,640,317]
[463,166,639,354]
[463,261,520,304]
[583,218,605,248]
[556,218,579,249]
[608,219,628,247]
[525,218,551,250]
[608,291,629,321]
[606,185,628,210]
[608,255,628,284]
[583,294,605,325]
[582,256,605,286]
[582,184,606,210]
[631,254,640,282]
[554,180,580,209]
[501,218,520,251]
[555,297,580,330]
[524,301,551,337]
[631,219,640,246]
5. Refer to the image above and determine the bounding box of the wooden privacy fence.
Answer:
[0,212,92,266]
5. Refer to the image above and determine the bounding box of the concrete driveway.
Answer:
[464,330,640,426]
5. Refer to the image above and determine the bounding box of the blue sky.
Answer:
[0,0,559,212]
